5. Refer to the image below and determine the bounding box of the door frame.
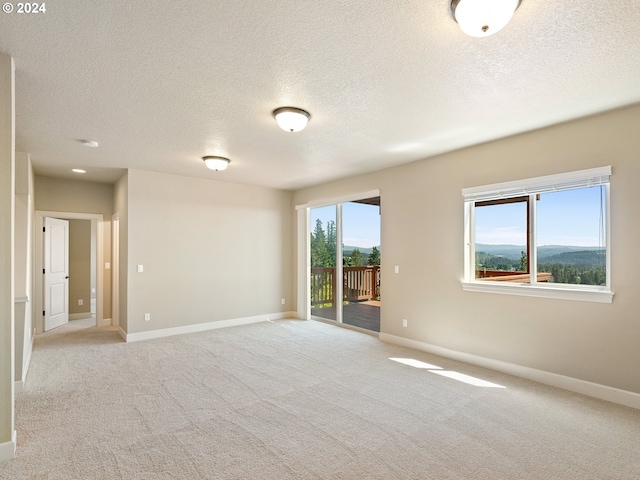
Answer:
[35,211,104,333]
[295,189,380,323]
[111,213,119,327]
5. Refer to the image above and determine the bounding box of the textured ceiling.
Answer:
[1,1,639,189]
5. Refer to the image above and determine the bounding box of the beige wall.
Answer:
[34,176,114,319]
[124,169,293,334]
[293,103,640,395]
[0,52,15,457]
[68,219,91,315]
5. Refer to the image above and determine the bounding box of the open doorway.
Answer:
[67,219,97,321]
[308,195,381,332]
[35,211,105,333]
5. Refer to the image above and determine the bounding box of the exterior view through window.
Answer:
[310,197,381,332]
[474,187,606,286]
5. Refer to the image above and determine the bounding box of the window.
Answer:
[462,167,612,303]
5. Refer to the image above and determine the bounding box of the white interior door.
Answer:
[44,217,69,331]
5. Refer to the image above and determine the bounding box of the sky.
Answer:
[311,202,381,249]
[308,186,605,251]
[475,186,606,247]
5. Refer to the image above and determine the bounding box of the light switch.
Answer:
[137,265,144,273]
[105,262,110,269]
[394,265,399,274]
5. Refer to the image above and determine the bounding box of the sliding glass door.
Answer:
[342,201,381,331]
[309,197,380,332]
[310,205,337,322]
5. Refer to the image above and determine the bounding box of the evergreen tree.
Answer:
[310,219,329,267]
[326,220,336,267]
[368,246,380,266]
[519,250,527,272]
[350,248,363,267]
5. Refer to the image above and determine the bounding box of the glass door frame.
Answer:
[295,189,380,325]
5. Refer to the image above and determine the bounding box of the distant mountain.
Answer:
[475,244,525,260]
[343,245,379,256]
[475,244,604,261]
[539,250,606,267]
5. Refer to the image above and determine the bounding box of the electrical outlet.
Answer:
[137,265,144,273]
[78,299,83,306]
[281,298,286,305]
[144,313,151,322]
[402,318,407,328]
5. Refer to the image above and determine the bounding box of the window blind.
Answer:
[462,166,611,203]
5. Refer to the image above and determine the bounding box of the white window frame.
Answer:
[461,167,613,303]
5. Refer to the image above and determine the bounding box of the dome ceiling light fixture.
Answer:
[451,0,521,38]
[272,107,311,133]
[202,156,230,171]
[80,140,99,148]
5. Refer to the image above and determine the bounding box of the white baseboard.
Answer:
[123,311,296,343]
[0,430,16,463]
[14,381,23,393]
[118,327,127,342]
[69,313,92,320]
[99,317,112,327]
[379,333,640,410]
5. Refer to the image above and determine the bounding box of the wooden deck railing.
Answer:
[310,266,380,306]
[476,270,552,283]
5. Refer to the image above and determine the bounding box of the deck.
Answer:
[311,300,380,332]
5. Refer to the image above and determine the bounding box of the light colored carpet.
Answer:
[2,317,640,479]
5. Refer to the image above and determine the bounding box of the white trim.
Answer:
[99,317,112,327]
[296,208,310,320]
[295,189,380,210]
[461,281,614,303]
[118,326,127,342]
[335,203,343,324]
[462,166,611,202]
[528,194,538,286]
[379,333,640,410]
[463,201,473,281]
[69,312,92,320]
[13,294,28,303]
[605,183,611,288]
[122,311,297,343]
[35,211,104,332]
[0,430,16,463]
[14,381,23,393]
[111,213,120,327]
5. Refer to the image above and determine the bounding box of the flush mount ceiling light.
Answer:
[72,169,86,173]
[272,107,311,133]
[80,140,99,148]
[451,0,521,37]
[202,156,230,171]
